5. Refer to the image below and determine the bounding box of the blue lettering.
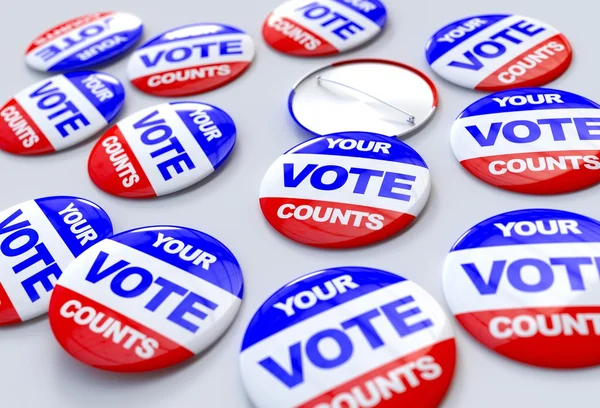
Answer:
[381,296,433,336]
[85,251,130,283]
[448,50,484,71]
[462,261,505,295]
[110,267,154,298]
[140,51,164,68]
[507,258,553,292]
[21,263,62,302]
[332,21,364,40]
[310,165,348,190]
[574,118,600,140]
[549,257,590,291]
[283,163,317,188]
[510,20,545,37]
[341,309,384,348]
[296,1,363,40]
[465,122,502,147]
[305,329,353,368]
[349,168,384,194]
[537,118,571,141]
[145,276,187,312]
[503,120,541,143]
[165,47,192,62]
[167,291,218,333]
[259,343,304,388]
[220,40,243,55]
[378,172,415,201]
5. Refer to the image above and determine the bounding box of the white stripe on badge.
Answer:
[272,0,381,51]
[116,104,214,196]
[240,280,453,407]
[0,200,74,321]
[444,242,600,315]
[14,75,106,151]
[452,108,600,161]
[128,33,254,78]
[431,15,558,88]
[260,153,430,215]
[57,239,240,350]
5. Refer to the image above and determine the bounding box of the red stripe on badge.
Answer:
[262,14,338,57]
[259,197,415,248]
[0,283,21,326]
[475,34,572,92]
[298,338,456,408]
[456,306,600,368]
[131,61,251,97]
[0,99,54,155]
[460,149,600,194]
[88,125,156,198]
[49,285,195,372]
[26,12,114,53]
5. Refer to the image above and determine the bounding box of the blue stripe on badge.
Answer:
[172,102,237,170]
[64,71,125,123]
[111,226,243,298]
[47,26,143,72]
[139,24,244,49]
[35,196,113,258]
[330,0,387,27]
[451,209,600,252]
[288,132,429,168]
[425,14,509,64]
[240,267,405,351]
[457,89,600,119]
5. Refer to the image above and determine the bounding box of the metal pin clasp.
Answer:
[317,75,415,124]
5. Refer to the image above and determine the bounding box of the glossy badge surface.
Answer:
[0,72,125,155]
[88,102,236,198]
[289,59,438,137]
[49,225,244,372]
[451,88,600,194]
[259,132,430,248]
[26,12,143,72]
[263,0,387,57]
[0,196,112,325]
[425,14,572,91]
[240,267,456,408]
[128,23,255,97]
[444,209,600,368]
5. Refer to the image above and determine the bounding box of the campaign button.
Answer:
[128,23,255,97]
[289,59,438,137]
[443,209,600,368]
[240,266,456,408]
[451,88,600,194]
[0,196,112,325]
[0,72,125,155]
[88,102,236,198]
[26,12,143,72]
[259,132,431,248]
[49,225,244,372]
[425,14,572,91]
[263,0,387,57]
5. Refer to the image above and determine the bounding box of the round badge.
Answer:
[127,23,255,97]
[444,209,600,368]
[240,266,456,408]
[263,0,387,57]
[25,12,143,72]
[425,14,572,91]
[289,59,438,137]
[451,87,600,194]
[0,196,112,325]
[0,72,125,155]
[88,102,236,198]
[49,225,244,372]
[259,132,431,248]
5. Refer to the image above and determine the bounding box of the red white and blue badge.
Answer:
[25,12,143,72]
[451,88,600,194]
[443,209,600,368]
[263,0,387,57]
[127,23,255,97]
[0,196,112,326]
[0,72,125,155]
[260,132,431,248]
[425,14,572,91]
[49,225,244,372]
[88,102,236,198]
[240,267,456,408]
[260,132,430,248]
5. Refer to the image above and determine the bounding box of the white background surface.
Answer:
[0,1,598,407]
